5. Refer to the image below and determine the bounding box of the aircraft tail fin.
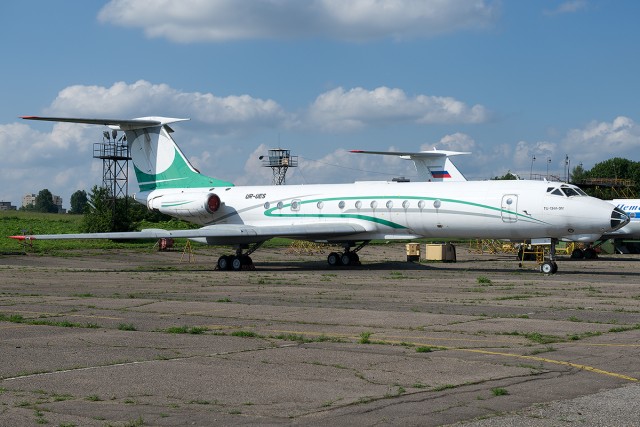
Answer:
[22,116,234,192]
[350,148,469,182]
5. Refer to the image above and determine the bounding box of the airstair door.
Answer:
[501,194,518,223]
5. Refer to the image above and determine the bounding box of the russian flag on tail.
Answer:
[431,171,452,179]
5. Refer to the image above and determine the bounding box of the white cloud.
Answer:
[0,121,102,207]
[307,87,491,131]
[98,0,499,43]
[544,1,588,16]
[562,116,640,165]
[47,80,290,135]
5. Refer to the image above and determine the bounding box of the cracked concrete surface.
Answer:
[1,244,639,426]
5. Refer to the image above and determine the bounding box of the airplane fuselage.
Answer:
[139,179,618,244]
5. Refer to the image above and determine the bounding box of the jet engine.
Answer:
[148,192,223,218]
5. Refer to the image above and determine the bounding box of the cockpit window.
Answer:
[561,186,580,197]
[548,185,588,197]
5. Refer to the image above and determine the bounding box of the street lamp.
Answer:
[530,155,536,179]
[546,157,551,179]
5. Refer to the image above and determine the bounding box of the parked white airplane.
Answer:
[575,199,640,257]
[10,116,629,274]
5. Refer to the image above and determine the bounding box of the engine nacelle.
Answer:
[148,192,222,217]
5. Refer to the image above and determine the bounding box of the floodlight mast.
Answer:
[93,130,131,226]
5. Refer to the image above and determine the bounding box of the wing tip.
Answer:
[9,235,28,241]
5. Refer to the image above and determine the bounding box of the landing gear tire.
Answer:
[571,248,584,259]
[340,252,352,266]
[540,261,557,275]
[583,248,598,259]
[231,256,243,271]
[217,255,232,271]
[327,252,340,266]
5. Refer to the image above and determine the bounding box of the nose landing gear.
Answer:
[540,238,559,274]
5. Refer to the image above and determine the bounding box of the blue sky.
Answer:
[1,0,639,209]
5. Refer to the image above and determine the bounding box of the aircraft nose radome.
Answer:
[610,207,630,231]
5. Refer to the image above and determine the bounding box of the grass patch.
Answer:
[118,323,137,331]
[359,331,372,344]
[0,313,99,329]
[416,346,433,353]
[231,330,260,338]
[165,325,209,334]
[491,387,509,396]
[503,331,563,344]
[477,276,492,285]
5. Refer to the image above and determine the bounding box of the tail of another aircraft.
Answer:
[22,116,234,192]
[350,148,469,182]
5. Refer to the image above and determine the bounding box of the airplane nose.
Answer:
[610,207,630,231]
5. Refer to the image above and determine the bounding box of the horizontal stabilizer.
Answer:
[21,116,189,130]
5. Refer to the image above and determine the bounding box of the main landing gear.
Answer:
[540,238,559,275]
[216,242,264,271]
[327,241,370,267]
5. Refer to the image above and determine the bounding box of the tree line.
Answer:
[494,157,640,198]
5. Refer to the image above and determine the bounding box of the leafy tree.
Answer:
[572,157,640,198]
[34,189,58,213]
[70,190,88,214]
[492,171,519,180]
[569,163,587,184]
[83,186,116,233]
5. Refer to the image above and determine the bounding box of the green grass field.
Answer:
[0,211,194,253]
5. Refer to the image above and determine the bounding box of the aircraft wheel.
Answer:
[340,252,352,266]
[551,262,558,274]
[327,252,340,267]
[571,248,584,259]
[540,262,555,274]
[583,248,598,259]
[350,252,360,265]
[217,255,232,270]
[231,256,243,271]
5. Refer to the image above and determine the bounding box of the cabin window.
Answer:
[402,200,410,209]
[386,200,393,209]
[338,201,346,209]
[263,202,270,209]
[291,199,300,211]
[355,201,362,209]
[317,201,324,209]
[370,200,378,209]
[433,199,442,209]
[277,201,284,209]
[418,200,426,209]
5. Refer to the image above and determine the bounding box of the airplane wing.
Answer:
[9,223,368,244]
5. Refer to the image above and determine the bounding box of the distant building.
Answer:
[0,201,17,211]
[22,193,64,213]
[22,193,37,208]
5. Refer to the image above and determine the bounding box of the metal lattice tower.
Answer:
[93,129,131,221]
[261,149,298,185]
